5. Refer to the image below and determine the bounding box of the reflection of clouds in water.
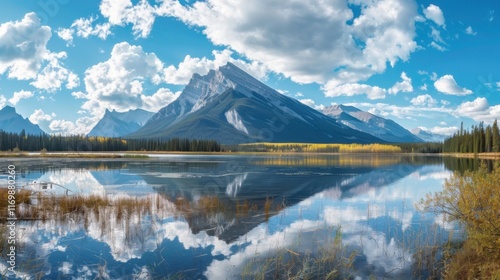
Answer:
[205,219,325,279]
[58,262,73,275]
[34,170,106,196]
[343,166,450,205]
[323,206,413,274]
[414,171,452,181]
[21,192,416,278]
[162,221,239,256]
[344,228,412,275]
[85,194,179,262]
[15,161,452,279]
[434,213,456,231]
[226,173,248,197]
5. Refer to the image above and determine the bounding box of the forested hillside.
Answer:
[443,121,499,153]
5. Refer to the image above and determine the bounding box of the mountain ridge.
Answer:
[323,105,423,143]
[87,108,154,137]
[411,128,447,142]
[128,63,382,144]
[0,106,46,135]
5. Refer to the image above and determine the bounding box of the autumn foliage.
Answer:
[419,163,500,279]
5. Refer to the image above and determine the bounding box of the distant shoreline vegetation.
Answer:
[0,130,221,152]
[0,129,447,155]
[226,142,403,153]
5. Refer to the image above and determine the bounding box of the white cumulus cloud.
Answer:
[455,97,500,123]
[57,16,112,44]
[49,116,99,135]
[0,95,6,108]
[430,41,447,52]
[422,126,458,136]
[163,49,268,85]
[9,90,33,105]
[81,42,166,116]
[29,109,56,124]
[30,52,80,92]
[0,13,79,92]
[72,16,112,40]
[299,99,325,111]
[100,0,156,38]
[434,75,472,95]
[389,72,413,94]
[158,0,420,87]
[324,72,413,99]
[57,28,74,46]
[465,26,477,35]
[0,13,51,80]
[410,94,437,107]
[141,88,180,112]
[423,4,445,27]
[323,83,387,100]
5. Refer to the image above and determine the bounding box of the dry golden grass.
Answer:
[419,163,500,279]
[240,142,402,154]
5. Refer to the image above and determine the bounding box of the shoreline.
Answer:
[1,150,500,159]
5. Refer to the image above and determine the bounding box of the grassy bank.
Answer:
[444,152,500,160]
[418,163,500,279]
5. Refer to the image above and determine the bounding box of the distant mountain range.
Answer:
[87,108,154,137]
[322,105,423,143]
[127,62,381,144]
[1,64,443,144]
[0,106,45,135]
[410,128,447,142]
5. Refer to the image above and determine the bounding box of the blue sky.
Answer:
[0,0,499,136]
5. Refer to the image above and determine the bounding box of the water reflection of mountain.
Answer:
[128,157,429,243]
[6,155,457,279]
[14,156,442,244]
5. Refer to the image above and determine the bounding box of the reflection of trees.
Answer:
[443,156,494,173]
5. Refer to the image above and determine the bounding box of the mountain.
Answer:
[87,108,154,137]
[128,63,382,144]
[322,105,423,143]
[411,128,447,142]
[0,106,45,135]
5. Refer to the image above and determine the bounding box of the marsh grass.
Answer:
[0,189,160,222]
[0,186,470,279]
[241,227,356,280]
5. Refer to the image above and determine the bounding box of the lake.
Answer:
[0,154,475,279]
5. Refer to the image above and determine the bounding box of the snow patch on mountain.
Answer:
[323,105,423,143]
[191,70,237,112]
[225,109,248,134]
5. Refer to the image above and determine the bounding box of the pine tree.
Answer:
[486,125,492,153]
[493,120,500,153]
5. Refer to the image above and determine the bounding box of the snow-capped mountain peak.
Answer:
[323,105,423,143]
[129,63,382,144]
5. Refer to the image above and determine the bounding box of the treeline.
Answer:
[397,142,443,153]
[224,142,403,153]
[443,121,499,153]
[0,130,221,152]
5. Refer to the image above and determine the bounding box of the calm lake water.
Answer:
[0,154,477,279]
